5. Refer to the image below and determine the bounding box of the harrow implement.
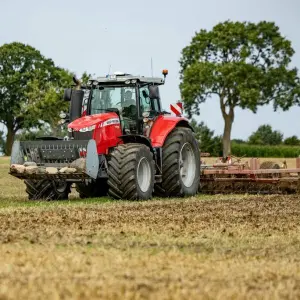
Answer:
[199,157,300,194]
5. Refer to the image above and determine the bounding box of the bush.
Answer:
[248,124,283,145]
[232,143,300,158]
[283,136,300,146]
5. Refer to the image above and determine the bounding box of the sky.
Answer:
[0,0,299,139]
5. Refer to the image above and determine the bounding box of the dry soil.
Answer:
[0,157,300,300]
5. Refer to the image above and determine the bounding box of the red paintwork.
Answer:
[68,112,122,155]
[68,113,118,131]
[202,168,300,175]
[93,120,123,154]
[68,113,190,155]
[149,115,190,147]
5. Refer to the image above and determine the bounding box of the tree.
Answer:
[0,42,73,155]
[179,21,300,157]
[80,71,91,85]
[190,119,222,156]
[15,124,68,142]
[283,135,300,146]
[248,124,283,145]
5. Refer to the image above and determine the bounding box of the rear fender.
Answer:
[149,115,193,147]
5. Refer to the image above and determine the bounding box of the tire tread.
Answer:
[107,143,155,200]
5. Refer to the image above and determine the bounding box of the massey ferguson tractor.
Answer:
[9,70,201,200]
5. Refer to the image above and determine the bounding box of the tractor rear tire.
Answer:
[24,179,71,200]
[154,127,200,197]
[107,143,155,200]
[260,161,280,169]
[76,179,108,199]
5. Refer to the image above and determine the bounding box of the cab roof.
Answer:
[87,73,164,86]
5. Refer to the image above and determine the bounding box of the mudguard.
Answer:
[149,115,193,147]
[85,139,99,179]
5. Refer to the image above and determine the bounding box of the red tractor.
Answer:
[9,70,200,200]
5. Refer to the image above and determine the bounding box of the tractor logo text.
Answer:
[101,118,120,127]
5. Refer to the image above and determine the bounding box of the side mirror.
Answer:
[64,88,72,101]
[142,90,149,98]
[148,85,160,99]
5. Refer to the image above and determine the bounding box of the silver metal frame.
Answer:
[87,74,164,86]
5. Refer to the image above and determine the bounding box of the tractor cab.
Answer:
[63,71,168,138]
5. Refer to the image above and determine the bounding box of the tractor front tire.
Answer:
[155,127,200,197]
[76,179,108,199]
[107,143,155,200]
[24,179,71,200]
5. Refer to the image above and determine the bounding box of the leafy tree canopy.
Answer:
[0,42,73,154]
[248,124,283,145]
[283,135,300,146]
[190,119,222,156]
[179,21,300,156]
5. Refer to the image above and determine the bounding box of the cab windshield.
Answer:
[90,86,136,115]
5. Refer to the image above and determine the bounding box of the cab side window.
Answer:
[152,97,160,112]
[139,87,151,115]
[140,86,161,116]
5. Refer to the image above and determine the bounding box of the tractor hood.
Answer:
[68,112,119,131]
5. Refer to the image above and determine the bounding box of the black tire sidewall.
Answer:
[25,179,70,200]
[108,143,155,200]
[76,179,108,198]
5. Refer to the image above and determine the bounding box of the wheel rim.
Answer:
[179,143,196,188]
[55,181,67,193]
[137,157,151,192]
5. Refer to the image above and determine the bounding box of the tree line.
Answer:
[192,120,300,157]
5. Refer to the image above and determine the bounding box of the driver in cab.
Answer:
[121,90,136,133]
[122,90,136,118]
[123,90,135,107]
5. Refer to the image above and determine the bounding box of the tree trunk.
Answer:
[5,126,15,156]
[222,115,233,158]
[220,94,234,159]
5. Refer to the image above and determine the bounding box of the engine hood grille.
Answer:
[73,130,93,140]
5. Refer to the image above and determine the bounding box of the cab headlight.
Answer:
[59,112,67,119]
[142,111,150,118]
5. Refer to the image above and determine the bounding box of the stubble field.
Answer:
[1,156,300,299]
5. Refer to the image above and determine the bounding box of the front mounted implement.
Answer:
[9,139,101,182]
